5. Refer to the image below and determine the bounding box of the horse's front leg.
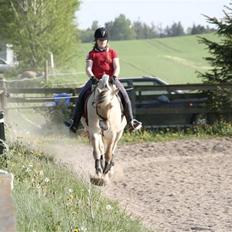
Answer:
[92,133,104,176]
[103,139,115,175]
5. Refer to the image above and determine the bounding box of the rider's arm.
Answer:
[113,57,120,78]
[86,59,95,78]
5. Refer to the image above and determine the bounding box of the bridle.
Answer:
[92,85,114,121]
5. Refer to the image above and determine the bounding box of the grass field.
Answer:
[69,33,219,85]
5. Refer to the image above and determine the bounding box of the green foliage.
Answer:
[164,22,185,37]
[79,14,214,43]
[0,0,80,69]
[0,142,149,232]
[121,121,232,144]
[190,24,214,35]
[133,21,157,39]
[43,103,73,125]
[198,3,232,116]
[107,14,136,40]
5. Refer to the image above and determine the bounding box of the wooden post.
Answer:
[0,77,7,111]
[0,171,16,232]
[0,112,5,155]
[44,60,49,83]
[49,52,55,76]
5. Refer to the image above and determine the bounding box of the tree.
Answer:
[133,21,157,39]
[91,20,99,31]
[109,14,135,40]
[80,21,99,43]
[170,22,185,36]
[199,3,232,115]
[0,0,80,69]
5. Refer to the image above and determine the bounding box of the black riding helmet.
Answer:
[94,27,108,40]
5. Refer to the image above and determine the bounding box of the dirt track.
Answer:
[8,115,232,231]
[30,135,232,232]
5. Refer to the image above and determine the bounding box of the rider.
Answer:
[65,27,142,133]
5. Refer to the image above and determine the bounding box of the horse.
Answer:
[81,75,126,185]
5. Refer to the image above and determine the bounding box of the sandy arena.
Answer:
[8,114,232,232]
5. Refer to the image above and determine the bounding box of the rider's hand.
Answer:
[110,75,117,84]
[91,76,98,84]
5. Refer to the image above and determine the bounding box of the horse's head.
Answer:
[96,75,118,104]
[98,74,110,90]
[95,75,119,120]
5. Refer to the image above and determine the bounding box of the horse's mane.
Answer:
[97,90,109,104]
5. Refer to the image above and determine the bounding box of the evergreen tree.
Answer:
[199,3,232,115]
[170,22,185,36]
[132,21,157,39]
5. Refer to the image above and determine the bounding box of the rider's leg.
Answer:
[113,78,142,131]
[65,79,92,133]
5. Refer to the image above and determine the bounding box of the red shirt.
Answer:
[87,48,118,79]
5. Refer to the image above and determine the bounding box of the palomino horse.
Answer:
[81,75,126,185]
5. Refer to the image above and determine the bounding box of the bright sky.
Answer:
[76,0,229,30]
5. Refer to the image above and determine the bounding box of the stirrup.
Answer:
[129,119,142,132]
[64,119,73,128]
[64,119,77,133]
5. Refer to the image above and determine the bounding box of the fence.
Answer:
[1,77,232,128]
[1,80,232,127]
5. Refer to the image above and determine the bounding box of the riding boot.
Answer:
[123,99,142,132]
[113,77,142,131]
[65,79,92,133]
[70,106,83,133]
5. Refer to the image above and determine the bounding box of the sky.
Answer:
[76,0,229,30]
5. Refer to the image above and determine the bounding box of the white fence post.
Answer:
[0,171,16,232]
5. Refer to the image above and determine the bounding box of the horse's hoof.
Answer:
[90,175,106,186]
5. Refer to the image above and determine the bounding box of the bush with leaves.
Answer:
[199,3,232,120]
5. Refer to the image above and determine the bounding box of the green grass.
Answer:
[75,33,219,84]
[120,121,232,144]
[0,142,150,232]
[30,33,220,87]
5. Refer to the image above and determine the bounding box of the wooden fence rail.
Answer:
[1,80,232,126]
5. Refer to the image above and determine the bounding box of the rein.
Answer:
[96,105,108,121]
